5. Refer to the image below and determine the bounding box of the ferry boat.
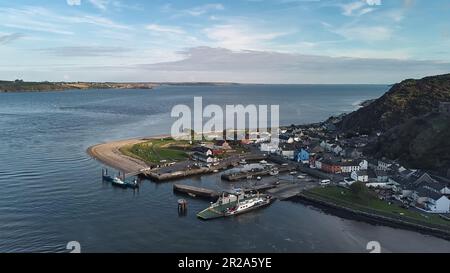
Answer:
[197,190,273,220]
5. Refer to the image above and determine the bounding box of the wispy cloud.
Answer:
[37,46,131,57]
[67,0,81,6]
[88,0,108,10]
[334,25,393,42]
[341,0,382,16]
[162,3,225,17]
[0,33,25,45]
[146,24,185,34]
[185,3,224,16]
[0,6,130,37]
[204,23,290,51]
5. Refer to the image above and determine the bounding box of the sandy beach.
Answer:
[87,134,173,173]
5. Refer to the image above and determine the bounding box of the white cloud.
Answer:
[88,0,109,10]
[342,2,365,16]
[163,3,225,17]
[67,0,81,6]
[366,0,382,6]
[185,3,224,16]
[342,0,381,16]
[146,24,185,35]
[204,24,289,51]
[335,25,393,42]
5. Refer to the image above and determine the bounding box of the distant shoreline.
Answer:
[0,81,389,93]
[0,81,240,93]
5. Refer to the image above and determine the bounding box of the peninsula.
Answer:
[0,80,239,93]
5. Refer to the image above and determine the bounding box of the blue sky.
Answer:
[0,0,450,83]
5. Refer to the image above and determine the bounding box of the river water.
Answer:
[1,84,449,253]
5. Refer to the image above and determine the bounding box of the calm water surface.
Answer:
[1,85,449,253]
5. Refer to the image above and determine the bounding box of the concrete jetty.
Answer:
[173,184,219,200]
[221,165,296,182]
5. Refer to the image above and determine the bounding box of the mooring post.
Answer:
[178,199,187,215]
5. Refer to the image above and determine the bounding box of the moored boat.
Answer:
[197,190,273,220]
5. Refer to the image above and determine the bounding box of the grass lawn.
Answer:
[120,138,191,164]
[305,186,450,228]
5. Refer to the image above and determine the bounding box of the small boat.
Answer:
[111,177,139,189]
[297,175,306,179]
[197,190,273,220]
[102,169,139,189]
[260,160,268,165]
[256,176,262,181]
[290,171,297,175]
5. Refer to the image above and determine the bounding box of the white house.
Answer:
[351,170,369,183]
[192,152,217,163]
[377,160,393,171]
[260,143,280,154]
[340,163,360,173]
[441,187,450,195]
[366,181,399,191]
[281,150,295,160]
[430,196,450,213]
[359,160,368,170]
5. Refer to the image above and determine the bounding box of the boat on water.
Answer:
[101,168,139,189]
[112,177,139,189]
[197,189,273,220]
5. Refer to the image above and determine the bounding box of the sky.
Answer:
[0,0,450,84]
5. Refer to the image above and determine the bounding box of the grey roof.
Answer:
[415,186,442,201]
[192,146,212,154]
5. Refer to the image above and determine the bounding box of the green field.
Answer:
[305,186,450,228]
[120,138,191,164]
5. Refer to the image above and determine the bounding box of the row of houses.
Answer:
[390,171,450,213]
[271,126,450,213]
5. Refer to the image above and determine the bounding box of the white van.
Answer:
[320,179,331,186]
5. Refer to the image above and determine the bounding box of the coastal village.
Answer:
[90,101,450,237]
